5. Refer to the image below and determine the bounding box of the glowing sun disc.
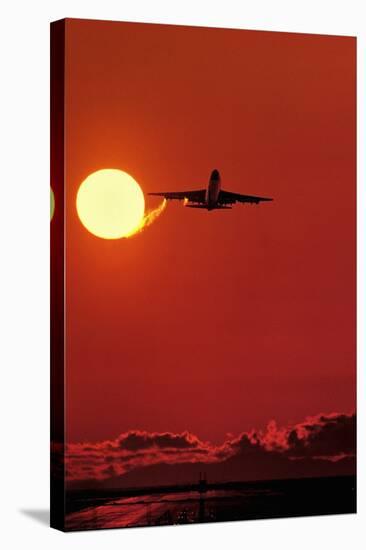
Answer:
[50,187,55,220]
[76,169,145,239]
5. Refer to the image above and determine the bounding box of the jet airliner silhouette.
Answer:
[149,169,273,211]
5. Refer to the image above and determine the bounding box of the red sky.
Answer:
[63,19,356,446]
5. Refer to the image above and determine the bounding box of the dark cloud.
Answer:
[286,412,356,459]
[65,411,355,485]
[117,430,201,451]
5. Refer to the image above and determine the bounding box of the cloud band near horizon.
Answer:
[61,411,355,483]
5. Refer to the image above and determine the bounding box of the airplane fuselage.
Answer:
[205,169,221,210]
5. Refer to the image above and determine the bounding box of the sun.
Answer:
[76,169,145,239]
[50,187,55,220]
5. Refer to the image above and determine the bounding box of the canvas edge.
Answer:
[50,18,66,532]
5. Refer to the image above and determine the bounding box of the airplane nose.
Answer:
[212,169,220,179]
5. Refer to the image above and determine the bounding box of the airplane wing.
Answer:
[218,190,273,205]
[148,189,206,203]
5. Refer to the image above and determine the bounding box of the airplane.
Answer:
[148,169,273,210]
